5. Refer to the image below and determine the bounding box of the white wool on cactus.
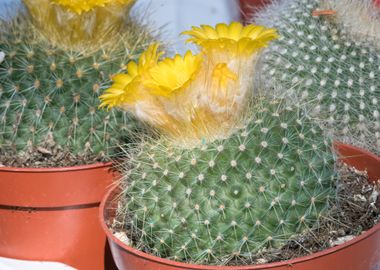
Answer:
[0,51,4,64]
[321,0,380,48]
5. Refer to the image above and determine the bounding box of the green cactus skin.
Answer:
[120,100,335,264]
[255,0,380,155]
[0,13,151,159]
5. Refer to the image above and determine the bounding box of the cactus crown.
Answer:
[255,0,380,155]
[100,22,278,145]
[0,6,152,163]
[104,22,336,265]
[23,0,136,51]
[51,0,135,14]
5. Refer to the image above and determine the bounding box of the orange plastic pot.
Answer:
[100,143,380,270]
[0,162,118,270]
[239,0,272,24]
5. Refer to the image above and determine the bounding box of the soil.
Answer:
[0,147,110,168]
[111,163,380,266]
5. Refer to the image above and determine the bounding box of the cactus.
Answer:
[0,0,152,161]
[320,0,380,49]
[101,22,336,264]
[23,0,136,51]
[122,100,335,264]
[254,0,380,155]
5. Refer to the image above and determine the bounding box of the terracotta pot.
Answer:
[239,0,272,24]
[334,142,380,182]
[0,162,119,270]
[100,143,380,270]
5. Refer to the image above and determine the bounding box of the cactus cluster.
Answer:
[122,100,335,264]
[255,0,380,155]
[105,22,336,265]
[0,1,151,161]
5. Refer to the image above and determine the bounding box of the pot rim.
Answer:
[99,142,380,269]
[0,162,113,173]
[333,141,380,163]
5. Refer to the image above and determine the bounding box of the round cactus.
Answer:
[255,0,380,155]
[0,2,152,160]
[103,22,335,265]
[121,100,335,264]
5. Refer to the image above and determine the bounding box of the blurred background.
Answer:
[133,0,240,52]
[0,0,270,52]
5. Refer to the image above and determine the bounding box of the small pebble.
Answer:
[114,232,131,245]
[362,185,372,193]
[353,194,367,202]
[255,258,269,264]
[337,229,346,236]
[329,235,355,247]
[369,189,379,204]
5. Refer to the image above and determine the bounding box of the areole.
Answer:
[100,143,380,270]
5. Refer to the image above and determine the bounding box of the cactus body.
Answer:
[0,11,150,159]
[255,0,380,155]
[122,100,335,264]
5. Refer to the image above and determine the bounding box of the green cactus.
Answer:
[0,8,152,160]
[119,100,335,264]
[105,21,336,265]
[254,0,380,155]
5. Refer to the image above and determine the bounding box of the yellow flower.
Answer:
[99,62,140,109]
[138,43,163,74]
[182,22,279,56]
[51,0,134,14]
[99,43,162,109]
[143,51,202,96]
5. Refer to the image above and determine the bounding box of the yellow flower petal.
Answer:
[202,25,218,39]
[215,23,229,38]
[99,88,125,109]
[182,22,279,56]
[143,51,202,96]
[126,61,139,76]
[138,42,163,72]
[99,79,142,109]
[228,22,243,40]
[112,73,133,85]
[99,43,165,109]
[241,24,258,37]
